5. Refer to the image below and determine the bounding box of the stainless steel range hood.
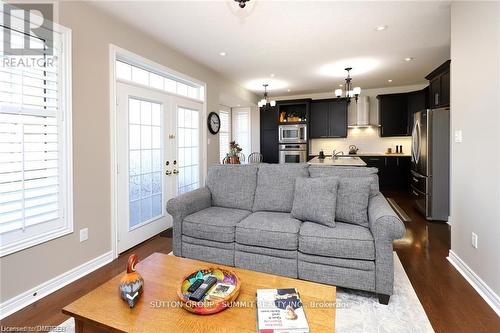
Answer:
[348,96,380,128]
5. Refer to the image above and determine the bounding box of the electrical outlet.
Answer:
[80,228,89,242]
[454,130,463,143]
[471,232,478,249]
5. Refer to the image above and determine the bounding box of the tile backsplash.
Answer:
[309,127,412,155]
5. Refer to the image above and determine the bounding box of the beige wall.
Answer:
[0,1,257,302]
[274,84,426,154]
[450,1,500,298]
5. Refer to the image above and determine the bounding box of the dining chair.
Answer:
[248,152,263,164]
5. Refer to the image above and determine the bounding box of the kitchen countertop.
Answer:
[312,153,412,157]
[308,156,367,166]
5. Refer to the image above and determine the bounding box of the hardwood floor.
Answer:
[2,194,499,332]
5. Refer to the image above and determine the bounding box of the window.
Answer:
[128,98,163,229]
[116,60,204,101]
[0,22,72,256]
[232,107,251,158]
[218,107,231,163]
[177,107,200,194]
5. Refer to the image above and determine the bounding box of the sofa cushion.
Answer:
[252,163,309,212]
[299,221,375,260]
[183,207,251,243]
[291,177,339,227]
[336,177,372,227]
[206,165,258,211]
[308,166,379,196]
[236,212,302,250]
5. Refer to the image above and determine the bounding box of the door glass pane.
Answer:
[128,98,163,229]
[177,106,200,194]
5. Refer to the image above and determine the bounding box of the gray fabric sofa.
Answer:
[166,163,405,304]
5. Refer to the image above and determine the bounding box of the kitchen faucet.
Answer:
[332,150,344,159]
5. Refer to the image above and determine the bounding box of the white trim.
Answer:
[447,250,500,316]
[109,45,118,259]
[0,251,113,319]
[109,44,207,258]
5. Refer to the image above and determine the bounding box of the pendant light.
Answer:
[258,84,276,108]
[335,67,361,102]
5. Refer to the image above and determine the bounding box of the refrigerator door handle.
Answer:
[411,120,420,164]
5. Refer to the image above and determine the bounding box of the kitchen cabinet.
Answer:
[426,60,450,108]
[378,87,428,137]
[277,99,309,124]
[360,156,411,190]
[378,93,409,137]
[310,99,348,138]
[260,105,279,163]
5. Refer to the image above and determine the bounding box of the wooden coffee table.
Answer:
[63,253,336,332]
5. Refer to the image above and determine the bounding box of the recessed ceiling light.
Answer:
[404,57,414,62]
[237,104,241,107]
[339,84,343,87]
[270,73,275,77]
[287,89,291,92]
[375,25,388,31]
[219,51,227,56]
[388,79,393,82]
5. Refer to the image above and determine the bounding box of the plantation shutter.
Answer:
[232,108,251,157]
[0,8,72,256]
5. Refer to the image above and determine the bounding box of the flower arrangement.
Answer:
[226,141,242,164]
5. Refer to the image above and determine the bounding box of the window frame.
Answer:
[0,23,73,257]
[231,107,252,157]
[218,106,231,163]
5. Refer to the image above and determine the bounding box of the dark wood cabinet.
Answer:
[259,105,279,163]
[310,99,348,138]
[426,60,450,108]
[378,87,428,137]
[309,101,329,138]
[378,93,409,137]
[360,156,411,190]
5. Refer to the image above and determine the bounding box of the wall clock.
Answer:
[207,112,221,135]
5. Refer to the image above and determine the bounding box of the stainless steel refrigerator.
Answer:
[411,107,450,221]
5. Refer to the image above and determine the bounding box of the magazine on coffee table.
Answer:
[256,288,309,333]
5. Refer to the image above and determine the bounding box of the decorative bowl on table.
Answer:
[177,267,240,315]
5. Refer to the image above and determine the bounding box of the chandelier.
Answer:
[258,84,276,107]
[335,67,361,102]
[234,0,250,8]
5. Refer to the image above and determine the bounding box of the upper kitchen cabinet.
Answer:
[260,104,279,130]
[378,93,409,137]
[426,60,450,108]
[277,99,310,124]
[310,99,348,138]
[378,87,428,137]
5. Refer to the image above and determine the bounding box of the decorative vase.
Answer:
[119,254,144,308]
[228,156,240,164]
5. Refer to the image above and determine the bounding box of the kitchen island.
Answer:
[308,156,367,166]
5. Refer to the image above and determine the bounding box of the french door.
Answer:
[116,82,202,253]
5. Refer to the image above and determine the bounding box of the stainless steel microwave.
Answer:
[278,124,307,143]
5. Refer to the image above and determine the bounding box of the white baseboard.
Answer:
[447,250,500,316]
[0,250,114,319]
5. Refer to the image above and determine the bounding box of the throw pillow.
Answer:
[336,177,372,227]
[291,177,339,227]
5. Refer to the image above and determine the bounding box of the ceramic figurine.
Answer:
[119,254,144,308]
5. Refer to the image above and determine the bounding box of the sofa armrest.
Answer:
[368,193,405,241]
[166,187,212,256]
[368,193,405,296]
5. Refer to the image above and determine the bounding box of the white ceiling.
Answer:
[92,1,451,96]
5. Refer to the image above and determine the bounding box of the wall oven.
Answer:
[279,144,307,163]
[279,124,307,143]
